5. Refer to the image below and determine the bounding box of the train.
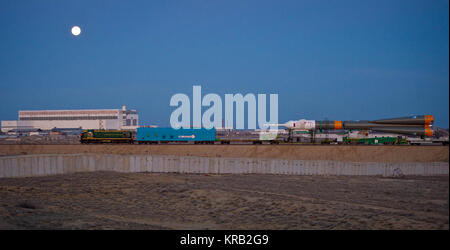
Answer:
[79,127,449,145]
[78,115,449,145]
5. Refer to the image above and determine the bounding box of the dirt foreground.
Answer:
[0,144,448,162]
[0,145,448,230]
[0,172,448,230]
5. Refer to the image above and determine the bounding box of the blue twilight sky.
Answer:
[0,0,449,128]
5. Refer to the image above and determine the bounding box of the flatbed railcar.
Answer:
[342,136,409,145]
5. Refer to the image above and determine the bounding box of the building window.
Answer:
[19,116,118,121]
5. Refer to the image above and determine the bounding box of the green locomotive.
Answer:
[80,130,133,143]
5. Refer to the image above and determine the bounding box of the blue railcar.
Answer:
[136,127,216,144]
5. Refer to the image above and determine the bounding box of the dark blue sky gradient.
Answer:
[1,0,448,127]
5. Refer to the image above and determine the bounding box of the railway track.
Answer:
[0,142,447,146]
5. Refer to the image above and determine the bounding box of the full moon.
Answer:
[71,26,81,36]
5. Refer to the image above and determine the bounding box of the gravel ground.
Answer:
[0,171,448,229]
[0,144,448,162]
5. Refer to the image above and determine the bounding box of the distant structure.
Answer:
[1,105,138,132]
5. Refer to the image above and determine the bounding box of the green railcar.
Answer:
[80,130,133,143]
[343,136,408,145]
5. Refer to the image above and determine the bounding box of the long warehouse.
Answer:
[1,105,138,132]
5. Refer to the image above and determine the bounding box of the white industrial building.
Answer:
[1,105,138,132]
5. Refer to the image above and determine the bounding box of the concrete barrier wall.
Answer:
[0,154,448,178]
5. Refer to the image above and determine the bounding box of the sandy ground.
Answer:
[0,171,448,230]
[0,144,448,162]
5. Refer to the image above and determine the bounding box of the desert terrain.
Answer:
[0,144,448,230]
[0,171,448,230]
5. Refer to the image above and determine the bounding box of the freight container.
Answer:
[136,127,216,143]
